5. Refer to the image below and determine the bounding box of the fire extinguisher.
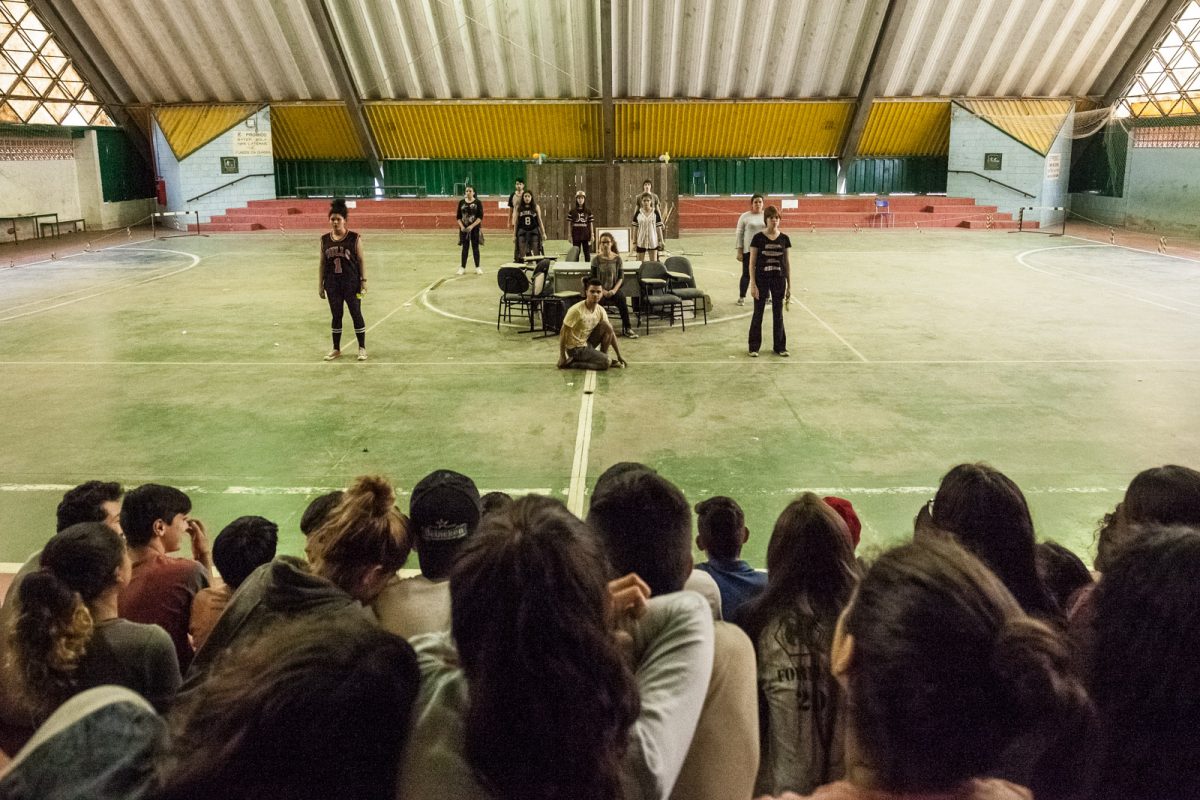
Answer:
[156,178,167,206]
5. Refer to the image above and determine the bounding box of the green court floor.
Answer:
[2,228,1198,569]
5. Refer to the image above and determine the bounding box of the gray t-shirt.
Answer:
[590,255,624,291]
[75,618,181,712]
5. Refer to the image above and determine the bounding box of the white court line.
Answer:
[566,370,598,515]
[1063,233,1200,265]
[791,299,869,362]
[364,276,444,334]
[1017,244,1200,313]
[2,357,1199,368]
[0,248,203,324]
[421,278,526,328]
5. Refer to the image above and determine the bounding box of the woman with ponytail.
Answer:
[764,537,1095,800]
[318,198,368,361]
[11,522,179,720]
[183,475,410,688]
[398,494,714,800]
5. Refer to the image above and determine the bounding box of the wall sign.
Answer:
[1045,153,1062,179]
[220,156,239,175]
[233,131,272,157]
[984,152,1003,171]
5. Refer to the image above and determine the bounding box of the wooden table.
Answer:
[0,212,57,244]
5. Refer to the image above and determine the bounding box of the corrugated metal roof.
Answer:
[153,104,259,160]
[957,99,1074,155]
[270,104,362,159]
[857,100,950,157]
[366,101,601,158]
[41,0,1171,105]
[68,0,340,103]
[616,101,854,158]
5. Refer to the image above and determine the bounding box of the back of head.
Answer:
[1035,542,1093,611]
[159,616,419,800]
[479,491,513,518]
[450,495,639,800]
[844,537,1092,794]
[308,476,409,596]
[121,483,191,548]
[695,495,745,561]
[55,480,122,532]
[1097,466,1200,572]
[742,493,857,639]
[300,490,343,537]
[14,522,125,716]
[211,516,278,590]
[408,469,482,580]
[587,467,691,595]
[931,463,1059,619]
[1090,525,1200,800]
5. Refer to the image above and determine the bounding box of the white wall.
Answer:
[152,107,275,223]
[0,135,82,241]
[946,104,1073,227]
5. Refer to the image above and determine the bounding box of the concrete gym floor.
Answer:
[1,226,1198,569]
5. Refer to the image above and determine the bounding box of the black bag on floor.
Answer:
[541,297,569,335]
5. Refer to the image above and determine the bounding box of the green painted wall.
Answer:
[96,128,154,202]
[384,160,526,196]
[845,157,948,194]
[1123,143,1200,235]
[676,158,837,195]
[275,160,375,197]
[1069,127,1127,197]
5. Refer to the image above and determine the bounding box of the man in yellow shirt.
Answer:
[557,279,627,370]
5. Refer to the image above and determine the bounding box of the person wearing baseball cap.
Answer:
[374,470,482,639]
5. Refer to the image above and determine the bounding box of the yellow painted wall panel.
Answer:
[270,104,362,159]
[154,104,259,160]
[959,99,1073,156]
[858,100,950,157]
[367,102,601,159]
[616,101,853,158]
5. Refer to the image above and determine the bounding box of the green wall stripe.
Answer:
[97,128,154,202]
[845,157,948,194]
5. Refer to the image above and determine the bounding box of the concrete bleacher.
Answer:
[197,195,1034,233]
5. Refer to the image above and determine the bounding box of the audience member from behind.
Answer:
[184,475,408,688]
[588,468,758,800]
[922,463,1060,621]
[1088,526,1200,800]
[374,470,481,638]
[301,489,343,560]
[398,495,714,800]
[0,617,420,800]
[1035,542,1093,612]
[10,523,179,720]
[822,496,861,550]
[736,493,859,796]
[1093,464,1200,572]
[118,483,212,672]
[694,495,766,620]
[0,480,123,725]
[764,537,1093,800]
[188,516,278,653]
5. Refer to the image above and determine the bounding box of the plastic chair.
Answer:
[663,256,707,324]
[872,197,894,228]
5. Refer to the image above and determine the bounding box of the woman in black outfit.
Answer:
[318,199,368,361]
[514,190,546,261]
[456,185,484,275]
[568,190,595,261]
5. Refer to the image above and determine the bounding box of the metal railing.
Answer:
[947,170,1036,199]
[187,173,275,203]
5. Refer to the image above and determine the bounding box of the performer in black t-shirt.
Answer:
[515,190,546,261]
[456,185,484,275]
[747,205,791,357]
[318,199,368,361]
[507,178,524,262]
[567,190,595,261]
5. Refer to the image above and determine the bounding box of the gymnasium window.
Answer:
[1118,0,1200,120]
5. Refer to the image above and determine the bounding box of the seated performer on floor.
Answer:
[557,279,627,371]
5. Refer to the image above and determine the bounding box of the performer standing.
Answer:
[568,190,595,261]
[507,178,524,262]
[515,190,546,260]
[735,194,765,306]
[747,206,791,358]
[632,193,665,262]
[318,199,367,362]
[456,185,484,276]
